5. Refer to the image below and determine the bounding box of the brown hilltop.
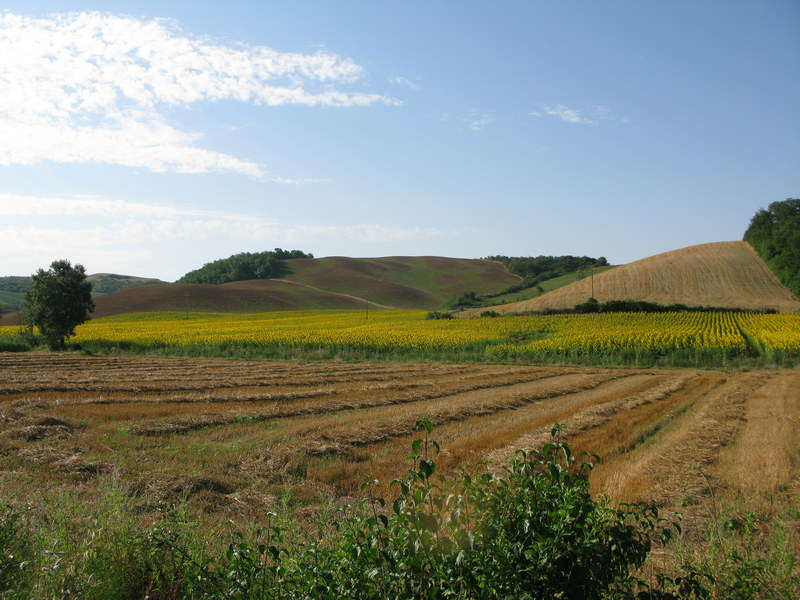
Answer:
[82,256,518,318]
[89,279,380,319]
[464,241,800,315]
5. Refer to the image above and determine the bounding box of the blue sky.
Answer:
[1,1,798,281]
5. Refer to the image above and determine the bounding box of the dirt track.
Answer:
[0,353,797,520]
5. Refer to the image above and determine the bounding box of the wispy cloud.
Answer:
[441,110,494,131]
[269,176,332,185]
[0,12,399,177]
[530,104,629,126]
[0,193,456,277]
[390,75,422,90]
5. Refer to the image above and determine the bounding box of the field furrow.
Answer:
[0,353,796,534]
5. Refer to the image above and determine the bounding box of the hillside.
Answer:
[49,256,520,319]
[87,273,166,294]
[85,279,390,319]
[0,273,165,313]
[463,241,800,315]
[283,256,517,308]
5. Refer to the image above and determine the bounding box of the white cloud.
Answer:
[390,76,422,90]
[530,104,629,126]
[269,176,332,185]
[0,193,457,278]
[441,110,494,131]
[0,193,196,218]
[0,12,399,176]
[535,104,595,125]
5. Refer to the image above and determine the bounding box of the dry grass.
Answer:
[0,353,797,531]
[467,241,800,314]
[711,371,800,515]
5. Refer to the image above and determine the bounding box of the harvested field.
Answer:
[1,352,797,531]
[471,241,800,314]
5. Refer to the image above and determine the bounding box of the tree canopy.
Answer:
[25,260,95,349]
[743,199,800,297]
[177,249,313,284]
[484,254,608,295]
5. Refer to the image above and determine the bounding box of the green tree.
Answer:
[744,199,800,297]
[25,259,95,350]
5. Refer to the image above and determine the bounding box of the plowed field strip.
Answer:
[288,372,639,456]
[0,355,551,395]
[711,371,800,506]
[306,372,678,491]
[0,366,471,394]
[29,368,575,422]
[124,371,609,435]
[481,372,702,467]
[572,373,728,467]
[588,372,771,514]
[0,353,439,381]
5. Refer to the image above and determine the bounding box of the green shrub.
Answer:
[0,336,31,352]
[179,423,706,599]
[425,311,453,320]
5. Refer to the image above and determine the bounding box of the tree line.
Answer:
[176,249,313,284]
[485,254,609,295]
[743,198,800,297]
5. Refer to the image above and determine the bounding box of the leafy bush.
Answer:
[0,333,32,352]
[425,311,453,320]
[447,291,482,310]
[174,422,705,599]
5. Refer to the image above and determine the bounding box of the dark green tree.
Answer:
[744,199,800,297]
[25,260,95,350]
[177,249,312,284]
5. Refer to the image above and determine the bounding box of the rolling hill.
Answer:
[0,273,165,314]
[4,243,796,324]
[77,256,519,318]
[462,241,800,315]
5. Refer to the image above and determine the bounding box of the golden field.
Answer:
[3,309,798,360]
[469,241,800,314]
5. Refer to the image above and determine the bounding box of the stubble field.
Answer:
[1,352,798,596]
[1,353,797,526]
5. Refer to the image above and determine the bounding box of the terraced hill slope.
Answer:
[73,256,518,318]
[465,242,800,315]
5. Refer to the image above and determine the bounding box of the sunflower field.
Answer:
[2,309,799,365]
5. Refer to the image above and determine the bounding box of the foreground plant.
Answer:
[175,422,707,599]
[0,423,732,599]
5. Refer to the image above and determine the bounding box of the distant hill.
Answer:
[0,273,164,314]
[70,256,519,318]
[87,273,166,294]
[462,242,800,315]
[282,256,517,308]
[88,279,388,318]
